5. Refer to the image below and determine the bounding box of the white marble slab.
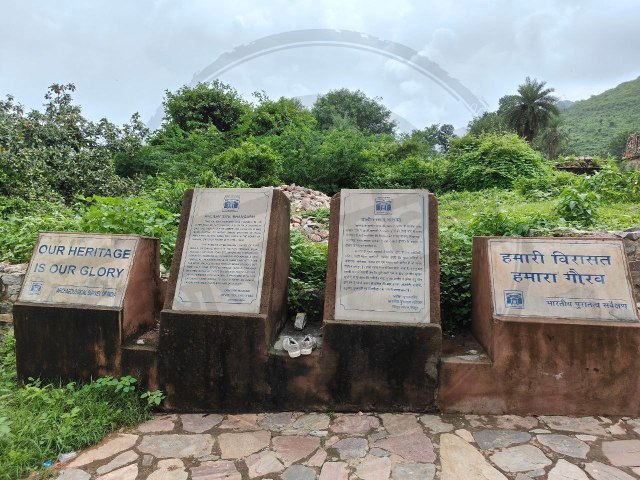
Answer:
[489,238,639,321]
[172,188,273,313]
[335,189,430,323]
[19,233,139,308]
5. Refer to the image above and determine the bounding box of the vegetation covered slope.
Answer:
[561,76,640,156]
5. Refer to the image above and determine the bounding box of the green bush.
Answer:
[439,227,473,334]
[77,195,178,269]
[214,141,281,187]
[555,186,600,227]
[447,133,551,191]
[513,170,577,199]
[0,332,156,480]
[359,155,451,193]
[288,230,328,320]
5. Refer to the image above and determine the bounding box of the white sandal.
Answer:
[283,336,301,358]
[300,335,316,355]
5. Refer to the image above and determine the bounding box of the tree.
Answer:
[163,80,250,132]
[606,129,636,159]
[467,112,509,136]
[533,115,569,160]
[240,95,315,136]
[312,89,396,135]
[501,77,559,142]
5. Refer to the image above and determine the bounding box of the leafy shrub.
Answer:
[288,230,328,320]
[447,133,551,191]
[439,227,473,334]
[0,200,80,263]
[555,186,600,226]
[0,332,156,479]
[359,155,451,193]
[581,164,640,203]
[214,141,281,187]
[513,170,577,199]
[78,195,178,268]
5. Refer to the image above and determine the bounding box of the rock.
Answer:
[272,435,320,465]
[379,414,421,436]
[391,463,436,480]
[142,455,154,466]
[245,451,284,478]
[306,448,327,467]
[374,431,436,462]
[473,429,531,449]
[319,461,349,480]
[370,448,390,457]
[548,459,588,480]
[219,414,259,430]
[530,429,551,434]
[489,445,552,473]
[440,433,507,480]
[96,464,138,480]
[57,470,90,480]
[584,461,635,480]
[331,414,380,434]
[95,451,138,475]
[0,273,24,285]
[190,460,241,480]
[333,437,368,460]
[67,434,139,467]
[138,415,177,433]
[310,430,328,437]
[218,431,270,459]
[293,413,330,431]
[147,459,188,480]
[455,428,475,443]
[575,435,597,442]
[515,475,533,480]
[537,434,589,459]
[608,421,628,435]
[495,416,539,430]
[538,416,606,435]
[181,414,223,433]
[138,434,214,459]
[602,440,640,466]
[419,414,454,433]
[355,456,392,480]
[281,464,317,480]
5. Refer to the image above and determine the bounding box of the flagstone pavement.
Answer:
[54,412,640,479]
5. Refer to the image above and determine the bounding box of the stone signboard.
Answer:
[18,232,139,308]
[171,188,273,313]
[335,189,430,323]
[489,238,639,322]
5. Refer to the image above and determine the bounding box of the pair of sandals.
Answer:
[283,335,316,358]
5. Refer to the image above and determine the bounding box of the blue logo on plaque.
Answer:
[374,197,392,215]
[504,290,524,309]
[223,195,240,211]
[29,281,44,295]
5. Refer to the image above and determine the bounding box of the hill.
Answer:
[561,76,640,156]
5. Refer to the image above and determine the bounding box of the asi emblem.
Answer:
[504,290,524,309]
[374,197,392,215]
[223,195,240,211]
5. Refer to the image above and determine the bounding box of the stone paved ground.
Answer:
[54,412,640,479]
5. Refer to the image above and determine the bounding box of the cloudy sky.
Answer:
[2,0,639,132]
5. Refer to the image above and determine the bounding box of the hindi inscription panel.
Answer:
[172,188,272,313]
[18,233,139,308]
[489,238,639,321]
[335,189,430,323]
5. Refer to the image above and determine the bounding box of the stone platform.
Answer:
[54,412,640,479]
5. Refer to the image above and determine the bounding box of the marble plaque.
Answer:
[335,189,430,323]
[489,238,639,322]
[172,188,273,313]
[19,233,139,308]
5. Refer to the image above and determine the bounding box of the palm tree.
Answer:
[501,77,559,142]
[533,115,569,160]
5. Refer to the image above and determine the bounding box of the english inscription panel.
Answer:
[489,238,639,322]
[335,189,430,323]
[172,188,273,313]
[19,233,139,308]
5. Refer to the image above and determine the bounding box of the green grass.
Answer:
[0,332,152,480]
